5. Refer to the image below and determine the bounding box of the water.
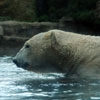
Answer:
[0,56,100,100]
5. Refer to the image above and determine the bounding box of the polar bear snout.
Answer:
[13,58,19,66]
[13,58,29,69]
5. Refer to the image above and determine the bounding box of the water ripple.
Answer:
[0,56,100,100]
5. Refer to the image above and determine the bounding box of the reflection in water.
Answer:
[0,56,100,100]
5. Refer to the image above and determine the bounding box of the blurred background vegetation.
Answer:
[0,0,100,25]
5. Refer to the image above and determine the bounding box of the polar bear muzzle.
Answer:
[13,58,29,69]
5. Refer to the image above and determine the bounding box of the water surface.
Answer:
[0,56,100,100]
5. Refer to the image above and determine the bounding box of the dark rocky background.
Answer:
[0,0,99,25]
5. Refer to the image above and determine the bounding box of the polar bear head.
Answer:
[13,30,65,73]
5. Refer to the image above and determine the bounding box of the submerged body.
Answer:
[13,30,100,79]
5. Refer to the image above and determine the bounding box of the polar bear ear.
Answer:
[50,31,59,48]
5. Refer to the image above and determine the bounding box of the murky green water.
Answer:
[0,56,100,100]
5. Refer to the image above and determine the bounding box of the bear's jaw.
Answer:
[23,63,63,73]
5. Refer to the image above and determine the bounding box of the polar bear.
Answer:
[13,30,100,79]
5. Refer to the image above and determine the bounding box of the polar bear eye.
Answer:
[25,44,30,48]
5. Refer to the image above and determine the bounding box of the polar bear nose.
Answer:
[13,58,21,67]
[13,58,19,66]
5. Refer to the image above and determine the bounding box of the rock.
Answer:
[0,26,4,36]
[0,21,58,37]
[0,21,59,49]
[0,26,4,40]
